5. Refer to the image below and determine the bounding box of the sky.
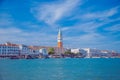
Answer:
[0,0,120,52]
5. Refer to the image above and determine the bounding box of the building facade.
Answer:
[0,42,20,55]
[0,42,39,56]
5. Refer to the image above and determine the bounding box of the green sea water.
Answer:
[0,58,120,80]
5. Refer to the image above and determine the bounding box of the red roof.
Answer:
[0,42,19,47]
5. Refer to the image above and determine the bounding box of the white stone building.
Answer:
[39,48,48,56]
[70,48,86,57]
[71,48,80,54]
[0,43,20,55]
[100,50,112,57]
[82,48,101,58]
[19,45,31,54]
[0,42,38,55]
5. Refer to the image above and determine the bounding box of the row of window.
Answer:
[0,47,30,49]
[0,49,19,51]
[0,50,19,52]
[0,47,19,49]
[0,53,20,54]
[0,46,19,48]
[0,48,19,50]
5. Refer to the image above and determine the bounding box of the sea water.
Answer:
[0,58,120,80]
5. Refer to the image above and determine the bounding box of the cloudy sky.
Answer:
[0,0,120,52]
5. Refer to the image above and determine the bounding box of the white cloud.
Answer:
[70,6,119,23]
[77,21,103,33]
[0,27,57,46]
[61,21,106,33]
[63,32,107,48]
[0,13,14,27]
[82,7,118,19]
[105,24,120,31]
[0,28,22,34]
[67,12,120,34]
[31,0,80,26]
[0,13,57,46]
[64,32,105,42]
[61,27,71,31]
[56,6,120,35]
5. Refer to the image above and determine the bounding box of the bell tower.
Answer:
[57,28,63,48]
[57,28,64,55]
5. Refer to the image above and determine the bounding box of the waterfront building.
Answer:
[29,46,65,55]
[71,48,80,54]
[19,45,31,54]
[39,48,48,56]
[82,48,114,58]
[82,48,91,58]
[70,48,86,57]
[82,48,101,58]
[0,42,20,55]
[0,42,39,56]
[100,50,112,58]
[0,42,119,58]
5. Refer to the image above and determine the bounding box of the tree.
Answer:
[48,48,55,55]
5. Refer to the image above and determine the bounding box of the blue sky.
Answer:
[0,0,120,52]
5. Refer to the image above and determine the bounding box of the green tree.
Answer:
[48,48,55,55]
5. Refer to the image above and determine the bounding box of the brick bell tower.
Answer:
[57,28,63,48]
[57,28,64,55]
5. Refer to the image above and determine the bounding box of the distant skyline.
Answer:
[0,0,120,52]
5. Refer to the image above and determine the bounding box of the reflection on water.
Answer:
[0,58,120,80]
